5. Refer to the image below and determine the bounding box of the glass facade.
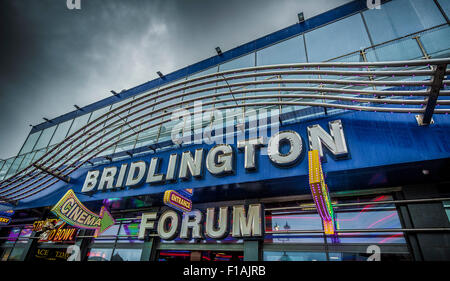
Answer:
[1,0,447,181]
[0,0,448,263]
[0,192,418,261]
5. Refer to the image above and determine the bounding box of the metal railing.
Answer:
[0,58,449,205]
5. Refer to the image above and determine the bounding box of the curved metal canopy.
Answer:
[1,58,449,205]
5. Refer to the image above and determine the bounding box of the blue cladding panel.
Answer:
[14,109,450,210]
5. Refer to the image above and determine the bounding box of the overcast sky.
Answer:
[0,0,352,160]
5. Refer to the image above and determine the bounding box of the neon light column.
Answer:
[308,149,336,235]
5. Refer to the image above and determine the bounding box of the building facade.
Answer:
[0,0,449,261]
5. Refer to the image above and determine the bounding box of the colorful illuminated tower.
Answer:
[308,149,337,235]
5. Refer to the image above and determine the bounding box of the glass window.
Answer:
[186,67,217,106]
[263,251,327,261]
[111,248,142,261]
[93,224,119,243]
[89,106,111,124]
[201,251,243,262]
[110,98,138,155]
[4,155,25,178]
[444,201,450,223]
[420,25,450,59]
[438,0,450,19]
[4,227,21,244]
[87,248,113,261]
[117,221,143,244]
[0,158,14,180]
[217,53,255,110]
[49,119,73,146]
[19,131,41,155]
[189,66,218,79]
[0,248,12,261]
[363,0,446,45]
[31,149,46,163]
[328,251,412,261]
[220,53,255,72]
[67,113,91,136]
[305,14,371,62]
[366,37,423,62]
[16,226,33,244]
[83,107,112,156]
[17,152,36,172]
[7,247,25,261]
[97,126,121,157]
[158,250,192,261]
[257,35,307,66]
[265,210,325,244]
[333,195,406,244]
[34,126,57,150]
[134,121,159,149]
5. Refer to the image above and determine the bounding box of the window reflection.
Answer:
[328,252,411,261]
[49,120,73,146]
[158,250,243,261]
[333,195,406,244]
[257,35,306,66]
[19,131,41,155]
[264,251,327,261]
[363,0,446,45]
[305,14,371,62]
[444,201,450,223]
[264,195,407,245]
[87,248,113,261]
[117,221,143,244]
[7,247,25,261]
[438,0,450,19]
[93,224,119,243]
[16,226,33,244]
[34,126,57,150]
[5,227,21,244]
[265,211,324,243]
[420,25,450,59]
[111,248,142,261]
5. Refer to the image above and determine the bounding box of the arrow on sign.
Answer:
[51,189,115,236]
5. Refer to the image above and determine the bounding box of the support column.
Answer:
[140,206,161,261]
[21,231,38,261]
[243,240,261,261]
[140,237,157,261]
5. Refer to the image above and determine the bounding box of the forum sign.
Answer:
[80,120,348,195]
[138,204,263,240]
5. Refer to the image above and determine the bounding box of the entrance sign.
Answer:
[138,204,263,240]
[163,190,192,213]
[308,149,336,235]
[51,189,115,236]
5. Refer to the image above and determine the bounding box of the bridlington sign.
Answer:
[81,120,348,194]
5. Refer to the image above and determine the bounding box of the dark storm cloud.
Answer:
[0,0,351,159]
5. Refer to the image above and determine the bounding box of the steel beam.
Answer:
[420,64,447,125]
[33,164,70,183]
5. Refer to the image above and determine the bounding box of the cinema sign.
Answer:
[81,120,348,194]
